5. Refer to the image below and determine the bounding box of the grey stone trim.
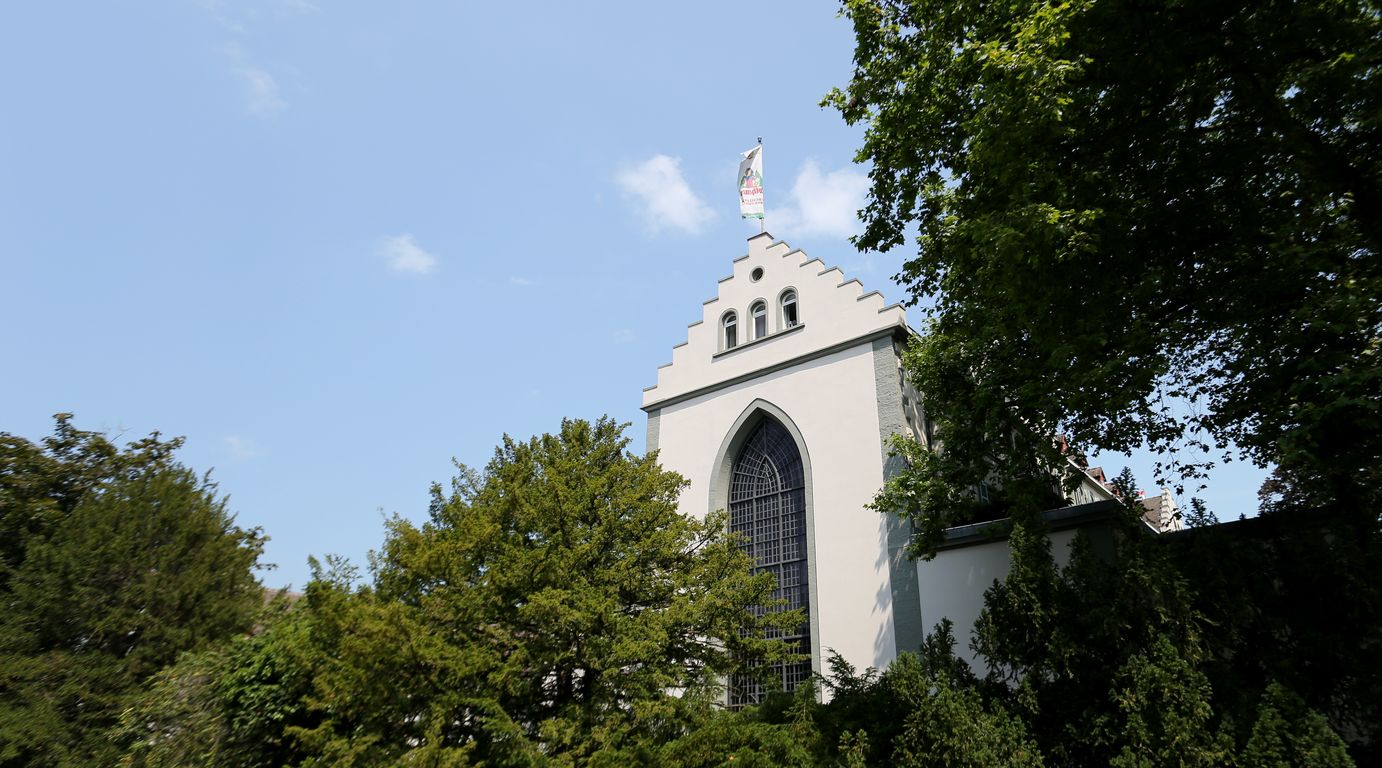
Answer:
[872,336,926,655]
[879,302,904,314]
[688,320,703,328]
[703,297,720,305]
[641,325,906,412]
[782,248,804,260]
[817,267,843,277]
[642,384,657,392]
[645,409,660,454]
[802,258,824,271]
[709,400,823,684]
[733,253,752,262]
[857,290,883,302]
[718,275,733,284]
[672,341,688,350]
[838,278,863,290]
[710,321,806,360]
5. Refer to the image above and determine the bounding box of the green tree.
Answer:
[1105,638,1234,768]
[963,508,1357,764]
[275,417,801,765]
[828,0,1382,535]
[117,595,315,768]
[830,2,1380,759]
[655,706,818,768]
[1169,509,1382,758]
[1239,683,1354,768]
[0,418,265,767]
[750,621,1040,767]
[1,414,183,591]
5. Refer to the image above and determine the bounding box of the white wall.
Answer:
[654,343,900,672]
[642,232,907,409]
[916,528,1079,672]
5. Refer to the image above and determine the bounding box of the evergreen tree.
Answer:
[386,417,801,762]
[0,417,264,767]
[1240,683,1354,768]
[236,417,801,765]
[117,595,314,768]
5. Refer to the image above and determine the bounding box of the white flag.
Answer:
[738,145,764,220]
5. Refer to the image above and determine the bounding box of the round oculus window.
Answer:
[750,267,764,281]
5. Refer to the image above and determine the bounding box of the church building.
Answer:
[642,233,1117,705]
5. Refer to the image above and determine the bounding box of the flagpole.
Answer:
[739,138,766,233]
[758,137,765,234]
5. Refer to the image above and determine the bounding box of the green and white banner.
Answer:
[738,145,764,220]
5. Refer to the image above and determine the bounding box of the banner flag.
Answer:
[738,145,764,220]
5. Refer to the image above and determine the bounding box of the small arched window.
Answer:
[780,289,798,328]
[751,301,768,339]
[722,311,738,350]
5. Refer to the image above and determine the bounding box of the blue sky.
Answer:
[1,1,1264,588]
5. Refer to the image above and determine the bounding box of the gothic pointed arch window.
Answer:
[728,416,811,706]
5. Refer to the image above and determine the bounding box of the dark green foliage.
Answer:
[699,569,1361,767]
[1104,638,1233,767]
[1171,510,1382,761]
[117,595,315,768]
[973,512,1363,765]
[1240,683,1354,768]
[827,0,1377,759]
[1183,497,1219,528]
[831,0,1382,545]
[117,648,234,767]
[655,707,817,768]
[161,417,803,766]
[359,417,800,762]
[6,468,264,678]
[745,622,1040,768]
[0,414,183,591]
[0,417,264,767]
[42,412,1358,766]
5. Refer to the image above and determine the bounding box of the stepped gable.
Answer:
[642,232,908,410]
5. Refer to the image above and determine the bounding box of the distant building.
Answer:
[1083,466,1185,533]
[642,234,1119,704]
[1138,488,1184,533]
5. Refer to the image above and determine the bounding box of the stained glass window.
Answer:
[728,417,811,707]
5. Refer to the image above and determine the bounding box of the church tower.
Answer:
[642,233,927,704]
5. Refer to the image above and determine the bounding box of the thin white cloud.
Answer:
[205,8,293,116]
[510,276,534,287]
[241,66,286,116]
[764,159,870,240]
[612,328,637,344]
[379,234,439,275]
[615,155,715,235]
[225,435,256,459]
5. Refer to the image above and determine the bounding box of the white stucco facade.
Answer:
[643,233,919,681]
[643,233,1121,689]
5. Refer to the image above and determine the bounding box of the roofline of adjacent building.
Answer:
[936,499,1125,551]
